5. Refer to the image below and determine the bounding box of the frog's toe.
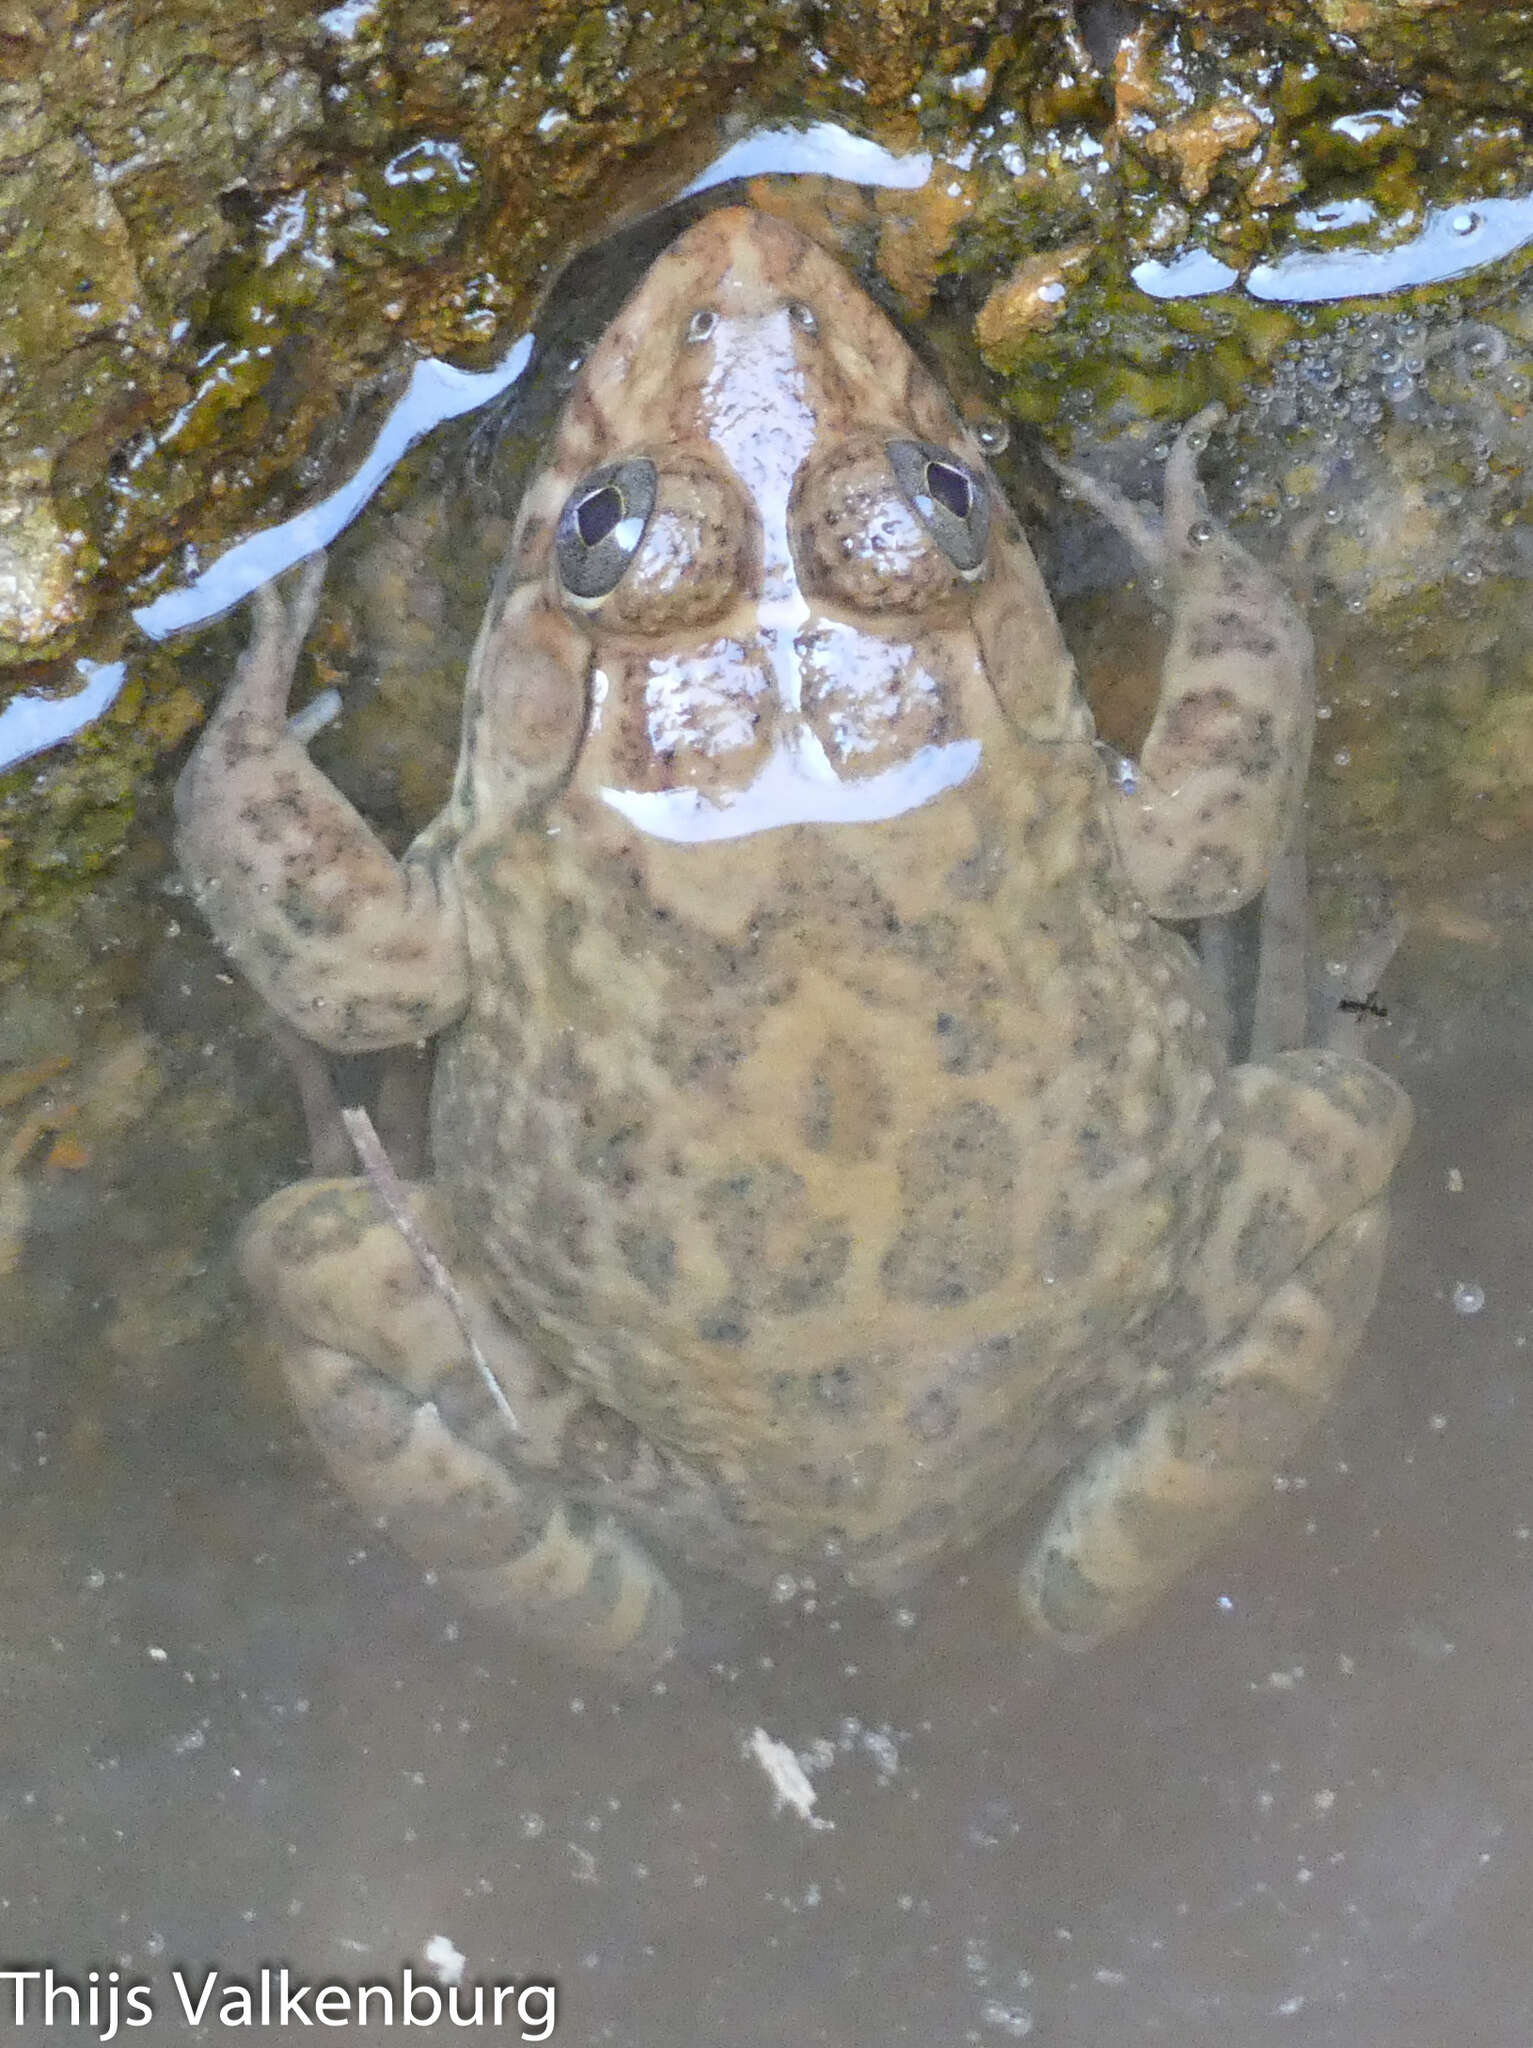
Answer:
[241,1176,681,1679]
[1161,402,1226,548]
[296,1342,682,1678]
[1048,450,1167,572]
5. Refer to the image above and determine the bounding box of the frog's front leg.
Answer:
[1020,1046,1412,1644]
[174,559,469,1054]
[240,1177,684,1676]
[1059,408,1314,920]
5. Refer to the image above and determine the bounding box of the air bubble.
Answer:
[770,1571,799,1604]
[981,2000,1035,2037]
[1452,1281,1485,1315]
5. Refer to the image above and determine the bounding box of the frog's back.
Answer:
[431,752,1224,1576]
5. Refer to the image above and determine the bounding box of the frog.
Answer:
[175,206,1411,1676]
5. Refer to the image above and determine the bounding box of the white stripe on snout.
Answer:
[701,307,813,712]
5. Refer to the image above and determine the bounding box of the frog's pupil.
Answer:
[577,484,625,548]
[926,461,971,520]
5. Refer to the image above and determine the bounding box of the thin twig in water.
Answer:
[341,1104,523,1439]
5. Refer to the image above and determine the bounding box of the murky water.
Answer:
[7,184,1533,2047]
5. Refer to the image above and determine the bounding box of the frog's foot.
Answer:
[174,557,468,1057]
[240,555,330,714]
[1019,1046,1412,1644]
[1048,404,1227,578]
[1060,407,1315,922]
[239,1177,682,1678]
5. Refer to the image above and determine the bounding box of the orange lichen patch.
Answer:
[1112,17,1177,126]
[975,241,1094,368]
[1246,141,1307,210]
[1142,102,1264,202]
[1111,20,1265,203]
[45,1131,90,1171]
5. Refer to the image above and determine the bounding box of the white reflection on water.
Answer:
[0,659,127,773]
[1136,192,1533,303]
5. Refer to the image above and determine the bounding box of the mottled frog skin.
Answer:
[176,208,1411,1674]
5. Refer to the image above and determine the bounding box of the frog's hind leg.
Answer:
[1019,1046,1412,1645]
[240,1178,682,1677]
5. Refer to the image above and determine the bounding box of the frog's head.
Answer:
[490,207,1076,842]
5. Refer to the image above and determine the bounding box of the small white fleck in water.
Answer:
[981,1999,1034,2036]
[423,1935,466,1987]
[746,1727,833,1830]
[1452,1281,1485,1314]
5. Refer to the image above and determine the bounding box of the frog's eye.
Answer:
[555,457,659,605]
[886,440,990,576]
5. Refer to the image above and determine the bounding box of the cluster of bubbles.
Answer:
[1225,298,1533,607]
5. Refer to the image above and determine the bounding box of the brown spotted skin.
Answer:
[178,209,1411,1671]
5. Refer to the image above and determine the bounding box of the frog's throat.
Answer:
[599,726,982,844]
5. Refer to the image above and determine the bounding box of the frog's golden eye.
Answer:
[555,457,658,605]
[886,440,991,576]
